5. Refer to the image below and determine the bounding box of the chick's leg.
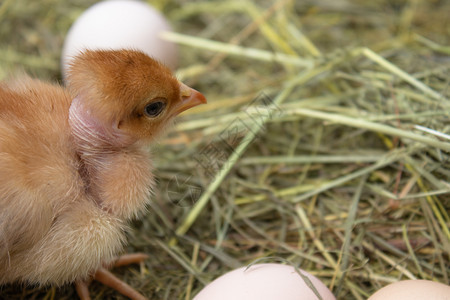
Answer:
[75,253,149,300]
[75,280,92,300]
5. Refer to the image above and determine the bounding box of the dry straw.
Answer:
[0,0,449,299]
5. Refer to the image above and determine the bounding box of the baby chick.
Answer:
[0,49,206,299]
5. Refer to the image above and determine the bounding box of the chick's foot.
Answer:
[75,253,149,300]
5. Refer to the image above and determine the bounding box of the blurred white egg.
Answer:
[368,280,450,300]
[61,0,177,79]
[194,263,336,300]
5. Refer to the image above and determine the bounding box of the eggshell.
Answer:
[61,0,177,79]
[368,280,450,300]
[194,263,336,300]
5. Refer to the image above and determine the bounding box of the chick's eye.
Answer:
[144,100,166,117]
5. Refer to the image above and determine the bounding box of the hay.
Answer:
[1,0,449,299]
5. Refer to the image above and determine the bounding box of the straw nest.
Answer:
[1,0,449,299]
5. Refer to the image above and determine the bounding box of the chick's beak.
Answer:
[174,82,207,115]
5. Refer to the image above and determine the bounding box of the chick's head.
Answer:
[67,49,206,148]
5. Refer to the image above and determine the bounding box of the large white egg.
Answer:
[368,280,450,300]
[61,0,177,79]
[194,263,336,300]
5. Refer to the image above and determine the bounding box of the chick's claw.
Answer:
[114,253,149,268]
[94,268,147,300]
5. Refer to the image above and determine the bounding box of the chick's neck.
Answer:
[69,96,154,220]
[69,96,133,152]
